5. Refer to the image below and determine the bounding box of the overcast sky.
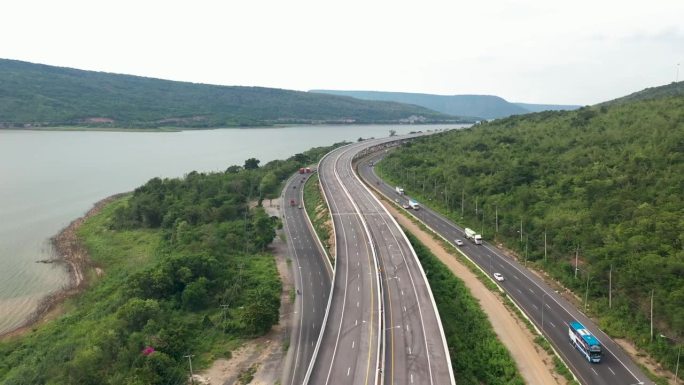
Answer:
[2,0,682,105]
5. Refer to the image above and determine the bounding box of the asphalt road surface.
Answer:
[308,138,454,385]
[359,151,653,385]
[282,171,333,385]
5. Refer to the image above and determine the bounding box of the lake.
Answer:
[0,124,460,334]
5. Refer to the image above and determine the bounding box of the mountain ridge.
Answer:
[0,59,467,128]
[311,89,580,119]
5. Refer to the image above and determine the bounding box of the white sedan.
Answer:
[454,239,464,246]
[493,273,504,281]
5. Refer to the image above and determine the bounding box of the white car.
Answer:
[493,273,504,282]
[454,239,464,246]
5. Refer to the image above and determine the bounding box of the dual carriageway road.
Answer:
[306,138,454,385]
[284,133,653,385]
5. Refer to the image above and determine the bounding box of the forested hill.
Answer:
[0,59,463,128]
[311,89,580,119]
[602,80,684,106]
[377,90,684,372]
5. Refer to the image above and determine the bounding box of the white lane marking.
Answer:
[608,366,616,375]
[358,285,360,292]
[411,373,414,383]
[357,301,360,308]
[403,306,407,312]
[514,275,519,280]
[347,367,351,376]
[532,304,538,310]
[591,368,598,375]
[409,346,412,355]
[352,340,355,349]
[548,321,556,328]
[545,303,551,309]
[528,288,534,294]
[516,288,523,294]
[401,289,404,296]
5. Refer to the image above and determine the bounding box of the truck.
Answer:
[395,186,404,195]
[298,168,306,174]
[568,321,602,363]
[464,228,482,245]
[408,199,420,210]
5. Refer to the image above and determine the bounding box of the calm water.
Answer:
[0,124,458,334]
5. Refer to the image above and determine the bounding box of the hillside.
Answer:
[376,90,684,375]
[602,80,684,106]
[311,89,580,119]
[0,59,464,128]
[311,89,525,119]
[513,102,581,112]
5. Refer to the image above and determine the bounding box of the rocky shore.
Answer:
[0,194,124,340]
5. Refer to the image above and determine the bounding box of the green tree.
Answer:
[244,158,260,170]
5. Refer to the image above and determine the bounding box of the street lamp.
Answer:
[660,334,681,385]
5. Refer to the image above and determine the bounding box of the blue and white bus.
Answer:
[568,321,602,363]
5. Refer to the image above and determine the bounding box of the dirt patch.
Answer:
[383,202,564,385]
[200,200,292,385]
[0,194,124,341]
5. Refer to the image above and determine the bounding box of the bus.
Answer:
[568,321,602,363]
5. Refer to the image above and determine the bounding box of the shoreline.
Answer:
[0,193,125,341]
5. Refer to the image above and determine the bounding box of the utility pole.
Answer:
[220,304,229,333]
[481,209,484,236]
[575,245,579,279]
[584,274,590,312]
[184,354,195,384]
[609,264,612,309]
[495,205,498,233]
[650,289,654,343]
[677,344,681,385]
[525,235,530,267]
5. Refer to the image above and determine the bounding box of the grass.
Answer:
[302,174,332,260]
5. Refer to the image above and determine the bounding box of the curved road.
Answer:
[282,171,333,385]
[360,150,653,385]
[308,138,454,385]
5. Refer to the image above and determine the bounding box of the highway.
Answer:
[307,138,454,385]
[281,171,333,385]
[359,150,654,385]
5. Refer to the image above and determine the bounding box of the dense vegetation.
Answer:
[0,144,341,384]
[313,89,579,119]
[604,81,684,106]
[377,90,684,377]
[0,59,463,128]
[302,174,333,258]
[406,232,524,385]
